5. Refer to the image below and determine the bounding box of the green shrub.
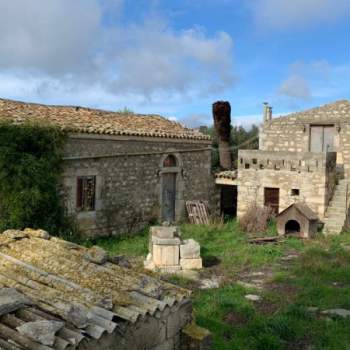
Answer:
[0,121,73,235]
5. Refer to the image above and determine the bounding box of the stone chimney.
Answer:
[263,102,272,123]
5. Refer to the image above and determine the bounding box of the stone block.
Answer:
[180,258,202,270]
[167,301,192,339]
[0,288,33,316]
[158,265,182,273]
[180,239,200,259]
[153,338,175,350]
[144,254,156,270]
[153,244,180,266]
[17,321,64,346]
[180,323,212,350]
[152,236,181,246]
[84,246,108,265]
[150,226,179,239]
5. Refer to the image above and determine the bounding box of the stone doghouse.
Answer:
[144,226,202,272]
[0,98,213,238]
[0,229,211,350]
[215,100,350,235]
[276,203,319,239]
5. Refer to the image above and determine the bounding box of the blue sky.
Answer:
[0,0,349,128]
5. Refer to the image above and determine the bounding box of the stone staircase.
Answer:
[323,179,349,235]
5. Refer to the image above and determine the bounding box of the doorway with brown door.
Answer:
[264,187,279,215]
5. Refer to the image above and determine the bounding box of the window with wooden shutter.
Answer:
[310,125,335,152]
[76,176,96,211]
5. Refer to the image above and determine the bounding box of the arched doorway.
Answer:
[285,220,301,235]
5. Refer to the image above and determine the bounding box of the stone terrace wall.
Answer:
[237,150,337,220]
[260,118,350,178]
[80,299,193,350]
[62,134,212,237]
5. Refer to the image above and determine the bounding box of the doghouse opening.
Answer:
[285,220,301,235]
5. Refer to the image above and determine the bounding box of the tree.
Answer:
[212,101,232,170]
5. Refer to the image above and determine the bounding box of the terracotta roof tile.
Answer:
[0,98,210,141]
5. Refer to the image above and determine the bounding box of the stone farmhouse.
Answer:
[216,100,350,235]
[0,99,212,237]
[0,228,210,349]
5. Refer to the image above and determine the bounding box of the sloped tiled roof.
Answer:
[272,100,350,124]
[0,98,210,141]
[0,229,190,349]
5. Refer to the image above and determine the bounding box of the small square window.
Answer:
[252,158,257,164]
[291,189,300,196]
[259,164,264,170]
[77,176,96,211]
[245,163,250,169]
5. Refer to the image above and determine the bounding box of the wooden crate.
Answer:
[186,201,210,225]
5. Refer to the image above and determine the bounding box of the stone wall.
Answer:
[237,150,337,219]
[62,134,212,237]
[260,118,350,178]
[80,299,196,350]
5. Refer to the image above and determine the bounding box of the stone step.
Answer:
[327,207,345,215]
[324,222,344,227]
[324,223,344,227]
[331,202,346,205]
[324,220,344,225]
[324,218,345,223]
[325,225,343,232]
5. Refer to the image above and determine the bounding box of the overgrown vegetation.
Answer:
[239,203,276,234]
[204,125,259,169]
[96,221,350,349]
[0,122,73,235]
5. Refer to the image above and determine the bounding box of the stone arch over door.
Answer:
[159,152,185,223]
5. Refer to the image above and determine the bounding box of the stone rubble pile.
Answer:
[144,225,202,273]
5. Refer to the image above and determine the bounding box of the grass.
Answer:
[94,221,350,349]
[83,227,149,257]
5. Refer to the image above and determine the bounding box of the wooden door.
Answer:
[310,125,335,152]
[310,126,323,152]
[162,173,176,222]
[264,187,279,215]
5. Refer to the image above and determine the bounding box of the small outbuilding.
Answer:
[276,203,319,239]
[0,229,211,350]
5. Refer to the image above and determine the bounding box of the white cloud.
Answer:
[0,1,235,103]
[279,75,311,100]
[107,23,234,96]
[179,114,211,128]
[0,0,102,74]
[252,0,350,30]
[278,60,350,102]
